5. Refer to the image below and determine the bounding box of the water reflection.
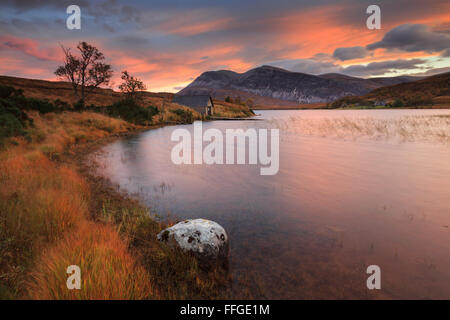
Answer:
[91,109,450,299]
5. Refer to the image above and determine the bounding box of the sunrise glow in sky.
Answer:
[0,0,449,92]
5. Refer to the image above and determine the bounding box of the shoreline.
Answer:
[0,110,231,299]
[253,105,450,110]
[64,121,231,299]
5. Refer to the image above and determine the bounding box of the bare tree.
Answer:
[118,70,147,99]
[55,42,112,108]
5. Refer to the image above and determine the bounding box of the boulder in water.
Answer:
[157,219,229,265]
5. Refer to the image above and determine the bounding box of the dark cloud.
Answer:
[342,58,426,77]
[333,0,449,31]
[0,0,89,12]
[367,24,450,54]
[111,35,152,48]
[333,46,369,61]
[311,53,333,61]
[103,23,115,33]
[432,22,450,34]
[270,59,342,74]
[262,57,436,78]
[89,0,141,24]
[441,48,450,57]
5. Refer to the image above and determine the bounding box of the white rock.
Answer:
[157,219,229,263]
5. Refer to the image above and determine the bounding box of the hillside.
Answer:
[331,72,450,108]
[0,91,225,300]
[0,75,252,118]
[178,65,420,106]
[0,75,180,109]
[366,72,450,103]
[318,73,422,90]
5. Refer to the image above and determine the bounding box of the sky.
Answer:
[0,0,449,92]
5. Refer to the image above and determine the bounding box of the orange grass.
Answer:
[0,109,225,300]
[0,111,151,299]
[28,221,154,299]
[27,111,136,153]
[0,77,243,299]
[0,152,89,297]
[212,101,254,118]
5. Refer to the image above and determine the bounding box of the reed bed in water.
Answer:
[261,115,450,144]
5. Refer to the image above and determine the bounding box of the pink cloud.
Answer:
[155,9,233,36]
[0,35,62,62]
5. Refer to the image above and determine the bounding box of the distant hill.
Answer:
[331,72,450,108]
[319,73,423,89]
[178,65,421,106]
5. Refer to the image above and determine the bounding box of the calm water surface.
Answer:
[92,109,450,299]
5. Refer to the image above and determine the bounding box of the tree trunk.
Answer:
[80,72,85,107]
[72,83,79,100]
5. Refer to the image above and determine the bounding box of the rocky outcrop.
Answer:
[157,219,229,266]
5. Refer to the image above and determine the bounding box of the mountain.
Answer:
[178,65,421,106]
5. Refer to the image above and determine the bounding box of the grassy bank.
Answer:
[0,91,230,299]
[0,75,253,121]
[0,110,145,298]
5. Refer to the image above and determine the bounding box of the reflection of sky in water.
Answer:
[91,109,450,299]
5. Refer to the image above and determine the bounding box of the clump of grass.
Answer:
[27,221,154,299]
[25,111,135,154]
[94,99,159,126]
[0,149,158,299]
[213,102,254,118]
[0,84,69,114]
[0,109,139,299]
[0,93,34,146]
[171,108,194,123]
[0,152,88,298]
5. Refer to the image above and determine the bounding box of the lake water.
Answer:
[91,109,450,299]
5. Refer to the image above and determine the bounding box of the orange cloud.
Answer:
[259,5,380,59]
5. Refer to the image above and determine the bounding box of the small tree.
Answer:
[118,71,147,99]
[225,96,232,103]
[55,42,112,108]
[391,99,404,108]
